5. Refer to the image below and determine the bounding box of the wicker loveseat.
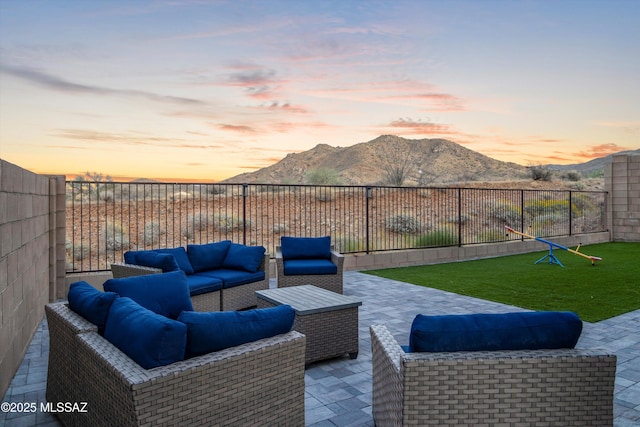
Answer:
[275,236,344,294]
[45,301,306,426]
[111,241,269,311]
[370,323,617,427]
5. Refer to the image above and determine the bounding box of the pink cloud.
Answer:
[575,143,632,159]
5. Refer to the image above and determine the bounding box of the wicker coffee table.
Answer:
[256,285,362,365]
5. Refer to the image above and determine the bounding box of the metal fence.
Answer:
[65,181,607,272]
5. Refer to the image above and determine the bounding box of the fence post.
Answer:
[366,186,372,254]
[457,188,462,247]
[569,191,573,236]
[242,184,248,245]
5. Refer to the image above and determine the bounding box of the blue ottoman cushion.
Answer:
[67,281,118,334]
[104,297,187,369]
[103,270,193,319]
[177,305,295,357]
[409,311,582,353]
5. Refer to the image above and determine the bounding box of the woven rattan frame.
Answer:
[46,302,306,426]
[370,324,617,427]
[275,245,344,294]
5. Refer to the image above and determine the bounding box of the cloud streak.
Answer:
[0,63,208,106]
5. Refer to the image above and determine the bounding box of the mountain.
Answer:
[222,135,530,185]
[547,149,640,177]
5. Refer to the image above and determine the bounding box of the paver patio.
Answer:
[2,271,639,426]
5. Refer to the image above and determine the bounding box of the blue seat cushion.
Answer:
[103,270,193,319]
[197,269,266,289]
[124,248,194,275]
[104,297,187,369]
[67,281,118,334]
[185,274,223,296]
[187,241,232,273]
[133,251,180,273]
[283,259,337,275]
[281,236,331,260]
[408,311,583,353]
[177,305,295,357]
[222,243,265,273]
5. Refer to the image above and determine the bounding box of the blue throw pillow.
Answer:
[409,311,582,353]
[177,305,295,357]
[222,243,266,273]
[103,270,193,319]
[67,281,118,334]
[187,241,232,273]
[281,236,331,260]
[134,251,180,273]
[155,247,194,275]
[104,297,187,369]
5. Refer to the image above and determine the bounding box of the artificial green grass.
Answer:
[365,242,640,322]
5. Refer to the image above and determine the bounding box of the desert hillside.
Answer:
[224,135,531,186]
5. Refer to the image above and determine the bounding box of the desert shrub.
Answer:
[385,214,422,234]
[529,164,553,181]
[102,221,129,251]
[335,236,365,252]
[561,170,582,181]
[570,194,595,216]
[414,229,458,247]
[477,229,508,242]
[524,199,569,217]
[306,168,342,185]
[530,213,565,234]
[488,201,521,224]
[315,187,335,202]
[207,185,227,195]
[141,221,164,245]
[214,214,249,232]
[271,223,289,234]
[447,214,472,225]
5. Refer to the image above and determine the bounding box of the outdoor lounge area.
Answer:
[2,271,640,427]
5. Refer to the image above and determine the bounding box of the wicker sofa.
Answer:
[45,301,306,426]
[370,324,617,427]
[111,242,269,311]
[275,236,344,294]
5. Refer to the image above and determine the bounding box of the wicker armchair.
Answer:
[45,302,306,426]
[111,252,270,311]
[370,324,617,427]
[275,244,344,294]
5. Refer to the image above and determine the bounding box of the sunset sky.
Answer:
[1,0,638,182]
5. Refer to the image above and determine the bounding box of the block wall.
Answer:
[0,160,65,398]
[605,154,640,241]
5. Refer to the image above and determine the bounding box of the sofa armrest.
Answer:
[110,262,162,278]
[370,325,406,427]
[330,249,345,270]
[72,329,306,426]
[46,302,98,334]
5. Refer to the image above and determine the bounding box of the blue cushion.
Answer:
[281,236,331,260]
[177,305,295,357]
[283,259,337,275]
[198,269,265,289]
[187,241,232,273]
[124,248,194,275]
[222,243,265,273]
[134,251,180,273]
[408,311,583,353]
[67,281,118,334]
[155,247,194,275]
[185,274,223,296]
[104,297,187,369]
[103,270,193,319]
